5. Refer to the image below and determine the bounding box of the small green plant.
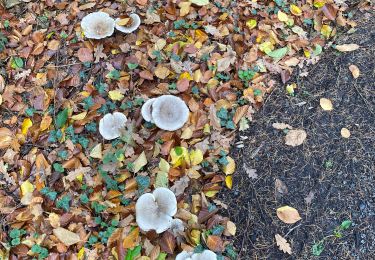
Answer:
[312,219,352,256]
[31,244,49,259]
[9,229,26,246]
[0,33,8,52]
[238,69,256,81]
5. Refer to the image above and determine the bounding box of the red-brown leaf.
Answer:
[159,231,176,254]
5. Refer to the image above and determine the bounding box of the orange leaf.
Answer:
[206,235,224,252]
[123,227,139,249]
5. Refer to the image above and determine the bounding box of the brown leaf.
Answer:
[140,70,154,80]
[206,235,224,252]
[275,234,292,254]
[177,78,190,92]
[275,178,288,198]
[53,227,81,246]
[322,4,337,21]
[276,206,302,224]
[170,175,189,196]
[285,129,307,147]
[272,122,293,130]
[77,48,93,63]
[159,231,175,254]
[123,227,139,249]
[0,128,14,149]
[233,105,249,124]
[136,0,148,5]
[304,191,315,205]
[154,66,170,79]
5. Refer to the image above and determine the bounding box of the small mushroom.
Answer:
[141,98,156,123]
[99,112,127,140]
[115,14,141,34]
[175,250,217,260]
[135,187,177,234]
[81,11,115,39]
[150,95,190,131]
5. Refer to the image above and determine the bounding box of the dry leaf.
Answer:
[320,98,333,111]
[170,175,189,196]
[206,235,224,252]
[244,164,258,179]
[272,123,293,130]
[123,227,139,249]
[285,129,307,147]
[76,48,93,63]
[348,65,360,78]
[154,66,170,79]
[341,128,351,138]
[53,227,81,246]
[224,221,236,236]
[335,43,360,52]
[159,231,175,254]
[276,206,302,224]
[275,234,292,254]
[275,179,288,198]
[304,191,315,205]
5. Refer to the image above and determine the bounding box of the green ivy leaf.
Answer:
[312,241,324,256]
[340,220,352,230]
[56,108,69,129]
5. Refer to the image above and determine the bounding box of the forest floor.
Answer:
[222,10,375,260]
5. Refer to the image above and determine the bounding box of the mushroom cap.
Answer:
[175,251,193,260]
[192,250,217,260]
[170,218,185,236]
[141,98,156,123]
[135,187,177,234]
[115,14,141,33]
[81,11,115,39]
[151,95,190,131]
[99,112,127,140]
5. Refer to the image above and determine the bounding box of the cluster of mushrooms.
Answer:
[81,11,141,39]
[84,11,216,259]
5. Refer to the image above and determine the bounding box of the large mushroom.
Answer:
[141,95,189,131]
[135,187,177,234]
[175,250,217,260]
[115,14,141,34]
[81,11,115,39]
[98,112,127,140]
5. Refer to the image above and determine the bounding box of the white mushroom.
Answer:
[115,14,141,34]
[175,250,217,260]
[151,95,190,131]
[81,11,115,39]
[136,187,177,234]
[99,112,127,140]
[141,98,156,123]
[170,218,185,236]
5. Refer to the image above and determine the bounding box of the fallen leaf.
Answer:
[320,98,333,111]
[348,65,360,78]
[304,191,315,205]
[0,128,14,149]
[76,48,93,63]
[276,206,302,224]
[272,123,293,130]
[159,231,175,254]
[244,164,258,179]
[170,175,189,196]
[225,175,233,189]
[154,66,170,79]
[90,143,102,159]
[275,179,288,198]
[108,90,125,101]
[21,118,32,135]
[53,227,81,246]
[225,221,236,236]
[222,156,235,175]
[123,227,139,249]
[189,0,209,6]
[275,234,292,254]
[341,128,351,138]
[179,2,191,17]
[285,129,307,147]
[206,235,224,252]
[133,151,147,173]
[335,44,360,52]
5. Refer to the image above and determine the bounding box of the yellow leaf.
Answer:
[225,175,233,189]
[204,190,219,198]
[71,111,88,121]
[159,158,170,173]
[21,118,33,135]
[189,149,203,166]
[179,71,193,80]
[290,4,302,16]
[276,206,302,224]
[313,0,326,8]
[246,19,257,29]
[181,127,193,139]
[21,180,35,196]
[123,227,139,249]
[320,98,333,111]
[303,49,311,58]
[77,247,85,260]
[277,10,289,22]
[320,25,332,38]
[189,0,209,6]
[193,69,202,82]
[203,123,211,134]
[286,83,296,95]
[40,115,52,131]
[108,90,125,101]
[222,156,235,175]
[116,18,130,26]
[133,151,148,173]
[259,41,274,53]
[190,230,201,245]
[179,2,191,17]
[170,146,189,167]
[90,143,102,159]
[341,128,351,138]
[154,66,170,79]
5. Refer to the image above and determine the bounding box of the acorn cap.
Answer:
[81,11,115,39]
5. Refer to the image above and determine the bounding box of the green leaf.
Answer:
[155,171,168,188]
[156,252,167,260]
[53,163,64,173]
[266,47,289,59]
[312,241,324,256]
[56,108,69,128]
[127,63,139,70]
[136,175,150,194]
[11,57,24,69]
[340,220,352,230]
[126,245,142,260]
[107,69,121,80]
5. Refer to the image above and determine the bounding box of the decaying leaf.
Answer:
[275,178,288,198]
[275,234,292,254]
[276,206,302,224]
[159,231,175,254]
[285,129,307,147]
[335,44,360,52]
[273,123,293,130]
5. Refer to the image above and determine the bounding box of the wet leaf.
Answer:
[276,206,302,224]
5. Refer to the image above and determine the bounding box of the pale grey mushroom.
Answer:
[115,14,141,34]
[175,250,217,260]
[151,95,190,131]
[99,112,127,140]
[81,11,115,39]
[136,187,177,234]
[141,98,156,123]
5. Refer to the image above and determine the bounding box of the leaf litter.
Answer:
[0,0,361,258]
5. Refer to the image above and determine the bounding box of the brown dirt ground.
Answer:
[221,9,375,260]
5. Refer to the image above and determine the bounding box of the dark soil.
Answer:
[221,11,375,260]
